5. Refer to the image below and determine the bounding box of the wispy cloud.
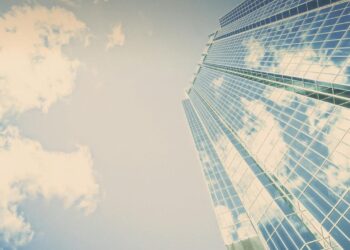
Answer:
[106,24,125,49]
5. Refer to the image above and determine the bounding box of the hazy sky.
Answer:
[0,0,242,249]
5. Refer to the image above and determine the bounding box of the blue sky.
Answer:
[0,0,242,249]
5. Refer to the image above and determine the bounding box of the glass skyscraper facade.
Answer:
[183,0,350,249]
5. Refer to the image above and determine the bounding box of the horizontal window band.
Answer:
[215,0,343,41]
[202,63,350,109]
[220,0,275,28]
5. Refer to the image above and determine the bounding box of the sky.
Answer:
[0,0,242,249]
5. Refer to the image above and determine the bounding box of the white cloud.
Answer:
[322,108,350,191]
[244,39,265,68]
[214,135,236,166]
[106,24,125,49]
[211,134,282,225]
[0,5,88,119]
[215,199,264,244]
[0,6,100,248]
[274,48,347,84]
[198,150,210,164]
[305,101,333,135]
[0,127,99,247]
[244,35,348,85]
[239,98,288,173]
[326,108,350,153]
[214,205,234,245]
[212,76,224,88]
[235,217,256,240]
[264,87,295,107]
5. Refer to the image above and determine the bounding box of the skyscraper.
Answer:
[183,0,350,249]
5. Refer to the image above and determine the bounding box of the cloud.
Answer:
[0,127,99,248]
[212,76,224,88]
[319,107,350,192]
[244,39,265,68]
[264,87,294,107]
[214,205,234,245]
[244,36,347,85]
[239,98,288,173]
[214,205,258,245]
[235,218,258,242]
[106,24,125,49]
[274,48,347,84]
[210,134,282,232]
[0,5,88,119]
[0,5,99,248]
